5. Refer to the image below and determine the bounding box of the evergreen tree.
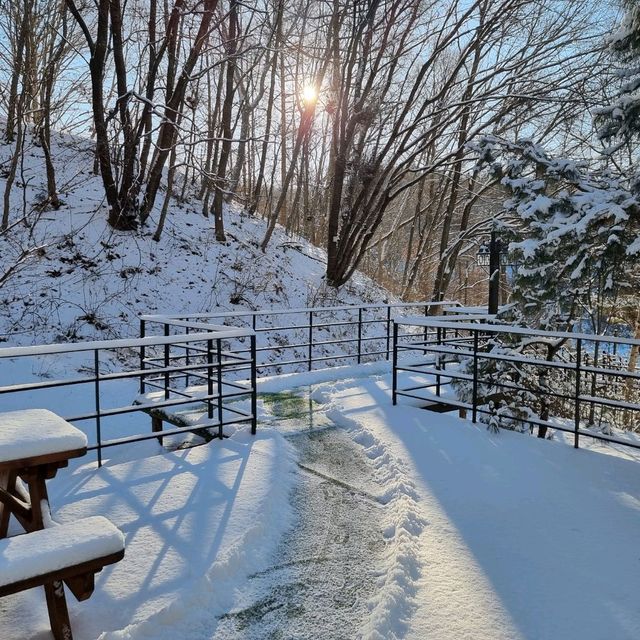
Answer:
[452,4,640,438]
[597,1,640,150]
[454,137,640,437]
[470,137,640,333]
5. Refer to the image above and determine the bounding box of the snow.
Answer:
[0,429,296,640]
[0,124,638,636]
[627,235,640,255]
[397,313,496,324]
[0,328,252,359]
[441,305,493,315]
[1,369,639,639]
[252,361,392,399]
[144,300,451,321]
[0,128,391,348]
[0,516,124,587]
[0,409,87,462]
[316,372,640,639]
[395,318,640,347]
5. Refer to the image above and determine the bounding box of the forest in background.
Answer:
[0,0,630,307]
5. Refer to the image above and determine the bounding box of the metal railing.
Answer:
[0,326,256,466]
[0,301,461,467]
[392,319,640,451]
[141,301,460,375]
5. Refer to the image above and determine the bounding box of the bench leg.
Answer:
[0,471,13,537]
[44,580,73,640]
[152,416,164,446]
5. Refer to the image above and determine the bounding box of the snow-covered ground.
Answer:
[1,366,639,639]
[0,427,297,640]
[322,372,640,639]
[2,127,639,636]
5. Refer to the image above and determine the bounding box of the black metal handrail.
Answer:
[0,301,462,467]
[0,328,257,466]
[392,318,640,451]
[141,301,460,375]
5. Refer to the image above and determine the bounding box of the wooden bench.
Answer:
[0,516,125,640]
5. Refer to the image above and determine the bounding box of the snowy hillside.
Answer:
[0,129,390,347]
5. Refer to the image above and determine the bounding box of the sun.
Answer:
[302,85,318,104]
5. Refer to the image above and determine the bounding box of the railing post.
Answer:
[207,338,214,423]
[357,307,363,364]
[163,324,170,401]
[251,314,258,373]
[589,341,599,426]
[423,304,429,347]
[250,334,257,435]
[472,329,479,423]
[436,326,442,397]
[308,310,313,371]
[139,318,146,394]
[574,338,582,449]
[185,325,190,387]
[442,327,448,373]
[94,349,102,467]
[216,338,224,439]
[386,305,392,360]
[392,322,399,405]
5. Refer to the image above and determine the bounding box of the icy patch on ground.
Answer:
[214,426,385,639]
[208,384,431,639]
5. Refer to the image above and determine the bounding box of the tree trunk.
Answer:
[141,0,219,222]
[4,1,29,143]
[248,7,280,216]
[153,143,179,241]
[2,107,26,230]
[37,4,69,210]
[211,0,239,242]
[65,0,136,230]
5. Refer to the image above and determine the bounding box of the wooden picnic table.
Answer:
[0,409,88,538]
[0,408,124,640]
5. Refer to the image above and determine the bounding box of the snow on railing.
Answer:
[0,301,464,466]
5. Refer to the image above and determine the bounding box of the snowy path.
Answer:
[214,427,386,639]
[322,374,640,639]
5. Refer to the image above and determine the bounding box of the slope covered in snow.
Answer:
[0,128,390,347]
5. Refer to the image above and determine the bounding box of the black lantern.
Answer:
[476,242,491,267]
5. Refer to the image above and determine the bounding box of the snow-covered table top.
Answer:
[0,516,124,588]
[0,409,88,465]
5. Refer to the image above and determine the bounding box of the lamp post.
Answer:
[488,230,501,314]
[477,230,502,315]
